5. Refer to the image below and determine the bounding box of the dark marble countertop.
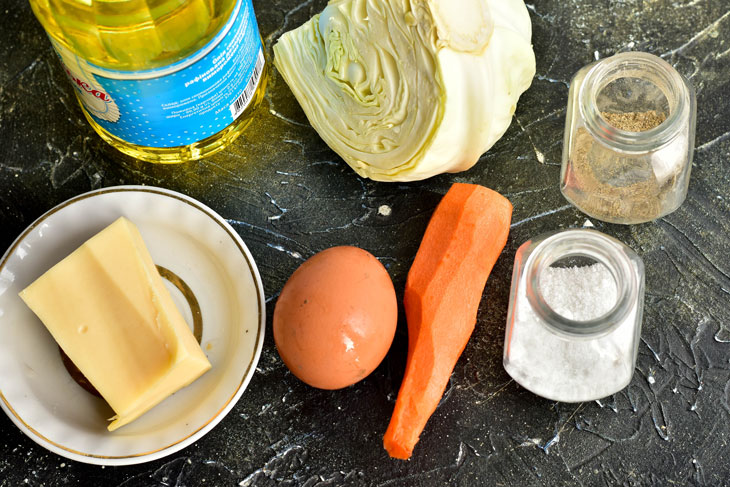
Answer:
[2,0,729,485]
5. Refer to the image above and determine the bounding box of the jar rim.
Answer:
[524,229,640,338]
[578,51,692,154]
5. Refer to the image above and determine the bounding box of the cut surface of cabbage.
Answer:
[274,0,536,182]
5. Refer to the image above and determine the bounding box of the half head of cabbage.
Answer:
[274,0,536,182]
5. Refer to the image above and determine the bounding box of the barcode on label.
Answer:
[230,49,265,120]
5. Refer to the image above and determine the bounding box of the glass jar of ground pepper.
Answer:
[561,52,697,224]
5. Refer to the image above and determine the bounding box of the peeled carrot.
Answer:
[383,183,512,460]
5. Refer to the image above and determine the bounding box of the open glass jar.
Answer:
[561,52,696,224]
[503,229,645,402]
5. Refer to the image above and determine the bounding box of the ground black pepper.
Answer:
[601,110,667,132]
[565,110,681,223]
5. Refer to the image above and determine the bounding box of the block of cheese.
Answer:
[19,217,211,431]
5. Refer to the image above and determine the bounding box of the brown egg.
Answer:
[273,246,397,390]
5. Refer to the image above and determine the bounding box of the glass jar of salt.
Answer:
[561,52,696,224]
[503,228,645,402]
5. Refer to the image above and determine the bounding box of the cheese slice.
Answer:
[19,217,211,431]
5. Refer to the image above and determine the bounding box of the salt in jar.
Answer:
[503,228,645,402]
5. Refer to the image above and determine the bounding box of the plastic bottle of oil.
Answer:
[29,0,268,163]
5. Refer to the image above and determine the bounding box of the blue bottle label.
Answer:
[51,0,264,148]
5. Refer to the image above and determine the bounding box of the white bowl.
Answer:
[0,186,265,465]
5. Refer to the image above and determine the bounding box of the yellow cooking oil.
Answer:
[29,0,268,163]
